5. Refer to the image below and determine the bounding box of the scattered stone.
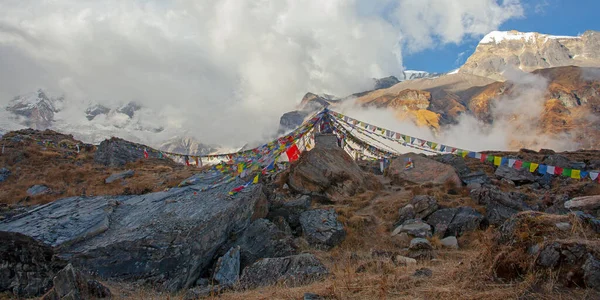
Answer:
[44,263,111,300]
[583,255,600,290]
[426,207,483,237]
[239,254,328,289]
[394,255,417,266]
[410,195,439,219]
[304,293,324,300]
[408,238,434,260]
[27,184,50,196]
[565,195,600,211]
[213,246,240,287]
[300,209,346,250]
[388,153,461,186]
[412,268,433,278]
[267,195,311,229]
[441,236,459,249]
[461,171,491,185]
[0,167,10,182]
[0,231,67,297]
[396,204,416,226]
[104,169,135,184]
[391,219,432,238]
[272,216,293,236]
[555,222,572,231]
[232,219,297,269]
[494,165,536,184]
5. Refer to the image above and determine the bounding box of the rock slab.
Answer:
[239,254,328,289]
[300,209,346,249]
[213,246,240,287]
[105,170,135,184]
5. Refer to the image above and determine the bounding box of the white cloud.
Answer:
[395,0,524,52]
[0,0,523,146]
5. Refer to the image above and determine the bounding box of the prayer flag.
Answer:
[143,148,149,159]
[538,165,547,175]
[562,168,572,177]
[286,144,301,162]
[529,163,539,173]
[508,159,516,168]
[590,172,599,181]
[554,167,563,175]
[514,160,523,170]
[494,156,502,166]
[546,165,555,175]
[253,174,260,184]
[480,154,487,162]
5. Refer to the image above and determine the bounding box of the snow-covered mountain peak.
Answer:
[480,30,579,45]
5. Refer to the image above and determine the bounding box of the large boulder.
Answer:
[300,209,346,249]
[288,147,381,201]
[0,231,67,297]
[94,137,165,167]
[104,170,135,184]
[494,165,536,185]
[239,254,328,289]
[0,179,268,292]
[426,207,483,237]
[387,153,461,186]
[470,185,532,226]
[565,196,600,212]
[27,184,50,196]
[42,264,111,300]
[230,219,297,269]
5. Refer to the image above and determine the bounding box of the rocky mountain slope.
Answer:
[459,30,600,80]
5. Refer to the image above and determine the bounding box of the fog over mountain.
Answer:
[0,0,524,147]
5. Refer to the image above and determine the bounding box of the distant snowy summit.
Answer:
[460,29,600,80]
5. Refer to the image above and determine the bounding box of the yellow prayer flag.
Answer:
[571,169,581,179]
[238,163,244,173]
[253,174,259,184]
[530,163,539,173]
[461,151,468,158]
[494,156,502,166]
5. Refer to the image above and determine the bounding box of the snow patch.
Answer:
[480,31,580,45]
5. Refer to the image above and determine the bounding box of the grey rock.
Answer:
[94,137,164,167]
[239,254,328,289]
[470,185,532,226]
[0,231,67,297]
[486,202,519,227]
[183,285,223,300]
[304,292,325,300]
[391,219,432,238]
[542,154,573,169]
[27,185,50,196]
[104,170,135,184]
[85,104,110,121]
[213,246,240,287]
[396,204,416,226]
[536,173,553,189]
[441,236,459,249]
[433,154,470,177]
[461,171,491,185]
[412,268,433,278]
[426,207,483,237]
[394,255,417,266]
[536,243,560,268]
[374,76,400,90]
[410,195,438,219]
[565,195,600,211]
[267,195,311,229]
[572,211,600,233]
[231,219,296,269]
[408,238,434,260]
[272,216,293,236]
[494,165,536,184]
[0,180,268,292]
[583,255,600,290]
[300,209,346,250]
[555,222,572,231]
[0,167,10,183]
[50,263,111,300]
[279,111,310,134]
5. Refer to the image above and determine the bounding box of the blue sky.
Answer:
[404,0,600,73]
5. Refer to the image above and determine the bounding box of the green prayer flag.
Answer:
[522,161,531,170]
[562,168,572,177]
[486,155,494,162]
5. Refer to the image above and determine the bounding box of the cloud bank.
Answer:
[0,0,523,146]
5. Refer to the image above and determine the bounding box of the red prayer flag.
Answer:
[480,154,487,162]
[514,160,523,170]
[554,167,564,175]
[286,144,301,162]
[143,149,149,159]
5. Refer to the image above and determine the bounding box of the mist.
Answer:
[0,0,524,147]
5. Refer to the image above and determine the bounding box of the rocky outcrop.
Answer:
[230,219,297,269]
[494,165,536,185]
[239,254,328,289]
[5,89,63,129]
[426,207,483,237]
[288,146,381,201]
[300,209,346,250]
[42,264,111,300]
[104,170,135,184]
[391,219,432,238]
[0,168,10,183]
[212,246,240,287]
[279,111,310,134]
[0,180,268,292]
[84,104,110,121]
[470,185,532,226]
[267,195,311,231]
[374,76,400,90]
[94,137,165,167]
[565,195,600,212]
[387,153,461,186]
[0,231,67,297]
